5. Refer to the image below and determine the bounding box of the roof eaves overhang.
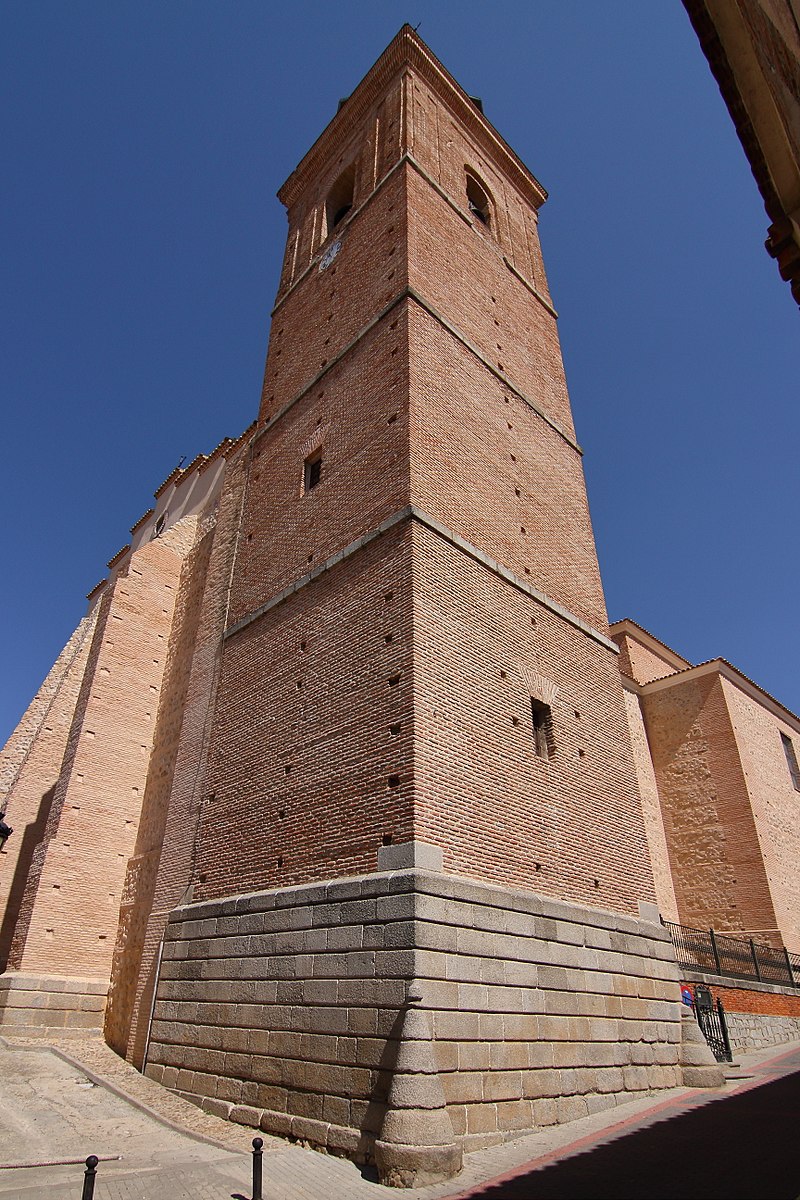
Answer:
[639,657,800,737]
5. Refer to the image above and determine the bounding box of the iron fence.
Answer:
[665,920,800,989]
[694,984,733,1062]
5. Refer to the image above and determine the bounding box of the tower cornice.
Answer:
[278,25,548,212]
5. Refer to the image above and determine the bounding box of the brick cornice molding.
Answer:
[261,282,579,456]
[224,504,617,654]
[278,26,547,213]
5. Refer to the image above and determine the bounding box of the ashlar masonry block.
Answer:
[147,869,685,1161]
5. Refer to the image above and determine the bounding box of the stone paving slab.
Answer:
[1,1033,798,1200]
[0,1041,244,1161]
[15,1035,270,1152]
[0,1161,250,1199]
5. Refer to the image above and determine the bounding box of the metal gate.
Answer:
[694,983,733,1062]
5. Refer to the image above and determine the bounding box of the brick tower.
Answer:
[142,29,694,1182]
[193,28,654,913]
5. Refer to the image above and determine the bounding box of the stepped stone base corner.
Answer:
[374,981,462,1187]
[145,867,687,1169]
[374,1138,463,1189]
[0,971,107,1038]
[679,1007,725,1088]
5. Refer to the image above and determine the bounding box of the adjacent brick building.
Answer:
[613,619,800,952]
[3,25,792,1182]
[0,434,249,1034]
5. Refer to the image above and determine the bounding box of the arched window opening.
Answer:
[466,172,492,229]
[326,164,356,233]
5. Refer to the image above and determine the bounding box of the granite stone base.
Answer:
[725,1011,800,1052]
[681,970,800,1056]
[144,869,685,1159]
[0,971,108,1038]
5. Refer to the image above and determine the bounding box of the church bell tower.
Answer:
[195,27,653,913]
[144,29,689,1181]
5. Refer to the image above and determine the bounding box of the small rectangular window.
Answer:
[531,698,552,760]
[781,732,800,792]
[304,453,322,492]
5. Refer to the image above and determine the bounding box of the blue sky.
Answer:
[2,1,798,744]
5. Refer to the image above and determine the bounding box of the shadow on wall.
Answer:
[0,784,57,972]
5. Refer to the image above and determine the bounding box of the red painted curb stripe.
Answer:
[448,1043,800,1198]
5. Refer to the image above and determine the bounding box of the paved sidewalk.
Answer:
[1,1033,799,1199]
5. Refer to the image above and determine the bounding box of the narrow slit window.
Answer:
[530,698,552,760]
[326,163,356,233]
[304,452,322,493]
[781,732,800,791]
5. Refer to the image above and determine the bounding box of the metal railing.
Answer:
[666,920,800,989]
[694,984,733,1062]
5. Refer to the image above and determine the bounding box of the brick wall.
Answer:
[405,143,571,443]
[619,687,679,922]
[7,524,194,984]
[406,299,606,631]
[0,607,99,970]
[0,606,98,800]
[682,977,800,1052]
[613,629,684,686]
[406,74,552,321]
[701,982,800,1017]
[275,68,405,305]
[195,519,416,901]
[196,507,656,915]
[105,518,217,1057]
[640,672,777,937]
[722,678,800,952]
[107,449,251,1065]
[266,156,409,424]
[233,294,411,630]
[412,523,655,913]
[613,624,800,955]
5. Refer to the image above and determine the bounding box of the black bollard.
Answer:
[82,1155,99,1200]
[252,1135,263,1200]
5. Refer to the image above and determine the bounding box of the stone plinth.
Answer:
[145,868,686,1163]
[0,971,107,1038]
